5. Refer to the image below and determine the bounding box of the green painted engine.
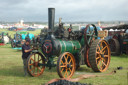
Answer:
[27,8,111,78]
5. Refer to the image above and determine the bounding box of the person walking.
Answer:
[22,39,32,76]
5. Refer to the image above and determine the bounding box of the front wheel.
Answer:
[57,52,76,78]
[27,52,45,77]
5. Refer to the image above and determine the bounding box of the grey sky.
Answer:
[0,0,128,22]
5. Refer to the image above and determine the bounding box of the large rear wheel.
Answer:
[27,52,45,77]
[88,40,111,72]
[57,52,76,78]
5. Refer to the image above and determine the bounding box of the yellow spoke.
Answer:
[60,65,66,67]
[64,69,67,78]
[98,59,102,66]
[69,68,72,73]
[104,55,109,57]
[70,65,73,67]
[63,55,67,64]
[100,42,103,47]
[68,59,72,64]
[103,51,105,54]
[97,59,101,65]
[97,46,101,52]
[101,46,107,52]
[96,52,100,54]
[61,60,65,65]
[100,65,103,70]
[96,57,100,60]
[61,68,64,73]
[30,58,35,62]
[102,61,107,66]
[66,56,69,61]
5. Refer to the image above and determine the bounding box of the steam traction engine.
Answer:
[27,8,111,78]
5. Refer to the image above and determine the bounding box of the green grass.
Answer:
[0,44,128,85]
[0,29,128,85]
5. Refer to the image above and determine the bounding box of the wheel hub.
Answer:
[34,62,39,67]
[100,54,105,58]
[67,64,71,68]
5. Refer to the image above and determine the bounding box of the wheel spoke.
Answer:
[100,42,103,49]
[38,59,42,62]
[97,59,101,65]
[103,50,105,54]
[100,64,103,70]
[97,46,101,52]
[96,52,100,54]
[60,65,66,67]
[61,68,64,73]
[101,46,107,52]
[96,57,100,60]
[66,56,69,61]
[64,69,67,77]
[70,65,73,67]
[102,61,107,67]
[99,60,103,70]
[69,68,72,73]
[104,55,109,57]
[63,55,67,63]
[68,59,72,64]
[61,60,65,65]
[30,58,35,62]
[29,63,34,66]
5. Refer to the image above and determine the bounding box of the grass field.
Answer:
[0,29,128,85]
[0,44,128,85]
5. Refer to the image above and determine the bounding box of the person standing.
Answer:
[22,39,32,76]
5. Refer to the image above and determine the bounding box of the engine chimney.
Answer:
[48,8,55,31]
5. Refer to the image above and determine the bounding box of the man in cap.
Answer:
[22,39,32,76]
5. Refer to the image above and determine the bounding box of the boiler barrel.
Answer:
[53,39,81,56]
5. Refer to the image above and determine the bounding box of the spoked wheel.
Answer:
[84,24,98,47]
[27,52,45,77]
[88,39,111,72]
[57,52,76,78]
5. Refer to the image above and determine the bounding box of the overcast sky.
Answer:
[0,0,128,22]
